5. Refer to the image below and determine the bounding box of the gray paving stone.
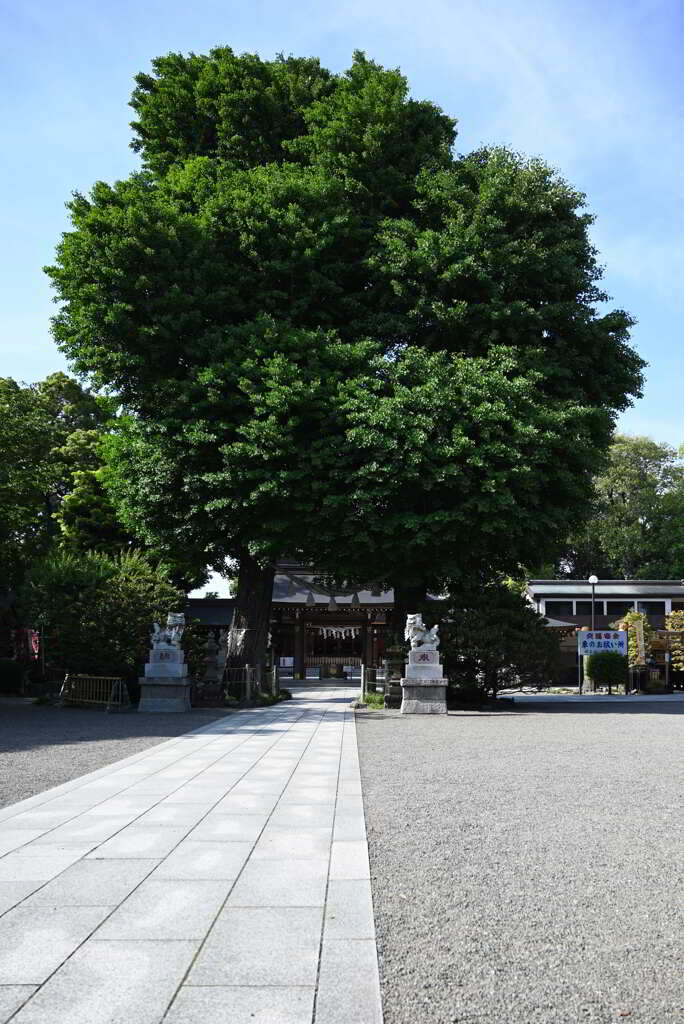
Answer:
[337,781,363,796]
[96,878,230,940]
[29,814,135,846]
[134,802,214,829]
[332,811,367,841]
[0,882,42,917]
[188,813,268,842]
[239,764,293,780]
[335,793,365,816]
[25,858,159,908]
[188,906,323,986]
[0,847,92,882]
[78,795,160,816]
[150,784,228,805]
[315,938,383,1024]
[164,985,314,1024]
[118,778,184,797]
[0,985,37,1022]
[1,688,381,1024]
[269,803,335,828]
[86,826,189,859]
[213,790,281,814]
[10,939,196,1024]
[228,857,328,907]
[153,840,252,880]
[0,905,111,984]
[329,840,371,880]
[1,809,78,830]
[252,827,332,861]
[0,831,45,857]
[279,786,337,805]
[324,880,376,939]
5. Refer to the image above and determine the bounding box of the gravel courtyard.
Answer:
[357,702,684,1024]
[0,701,229,808]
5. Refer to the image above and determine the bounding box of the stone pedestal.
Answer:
[401,648,447,714]
[138,646,191,712]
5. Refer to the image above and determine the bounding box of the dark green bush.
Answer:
[0,659,24,694]
[586,650,628,687]
[19,549,183,678]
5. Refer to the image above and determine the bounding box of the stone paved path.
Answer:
[0,686,382,1024]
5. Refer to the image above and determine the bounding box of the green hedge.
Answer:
[586,650,628,687]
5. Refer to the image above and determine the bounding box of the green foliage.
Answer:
[665,610,684,672]
[558,435,684,579]
[0,658,24,694]
[585,650,628,687]
[45,48,644,609]
[19,549,183,678]
[55,465,134,554]
[442,584,563,693]
[362,690,385,710]
[254,690,290,706]
[0,374,107,588]
[178,618,207,681]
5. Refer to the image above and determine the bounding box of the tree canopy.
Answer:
[0,373,110,589]
[45,47,645,658]
[556,434,684,579]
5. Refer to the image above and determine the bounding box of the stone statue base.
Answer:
[401,649,447,714]
[138,644,191,713]
[138,678,192,713]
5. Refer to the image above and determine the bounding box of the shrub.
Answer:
[0,658,24,694]
[442,583,563,694]
[586,650,628,688]
[19,549,184,679]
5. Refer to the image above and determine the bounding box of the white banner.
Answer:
[577,630,627,655]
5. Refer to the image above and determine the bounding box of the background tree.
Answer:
[556,435,684,579]
[46,48,644,660]
[0,373,109,590]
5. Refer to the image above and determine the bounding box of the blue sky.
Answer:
[2,0,683,444]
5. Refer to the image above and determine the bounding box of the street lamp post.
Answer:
[588,575,598,630]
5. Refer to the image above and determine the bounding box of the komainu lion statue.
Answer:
[405,613,440,650]
[151,612,186,648]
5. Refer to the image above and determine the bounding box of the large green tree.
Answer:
[46,48,644,660]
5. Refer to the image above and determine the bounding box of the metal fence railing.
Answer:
[60,674,130,712]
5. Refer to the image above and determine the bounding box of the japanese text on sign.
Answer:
[577,630,628,655]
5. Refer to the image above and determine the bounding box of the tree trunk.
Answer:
[229,552,275,671]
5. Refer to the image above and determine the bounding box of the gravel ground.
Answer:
[356,702,684,1024]
[0,700,231,808]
